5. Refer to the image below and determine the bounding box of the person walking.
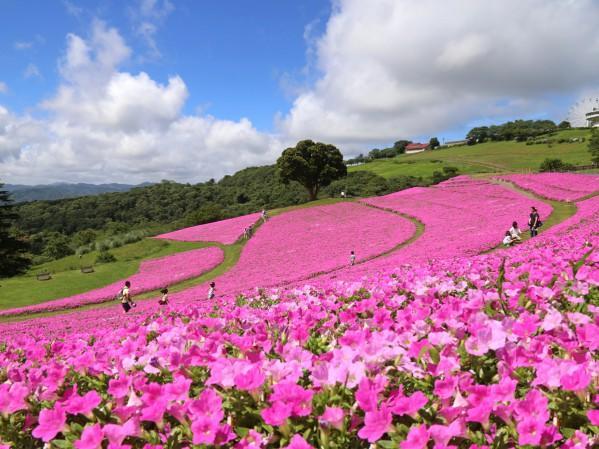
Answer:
[261,209,268,223]
[207,282,216,300]
[120,281,136,312]
[350,250,356,266]
[159,287,169,305]
[528,207,541,237]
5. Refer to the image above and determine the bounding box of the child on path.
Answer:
[350,250,356,266]
[207,282,216,300]
[528,206,541,237]
[502,231,514,247]
[120,281,136,312]
[159,287,169,305]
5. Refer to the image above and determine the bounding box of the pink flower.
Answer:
[269,381,314,417]
[561,369,591,391]
[191,416,220,445]
[104,419,140,445]
[390,390,428,417]
[283,434,314,449]
[517,418,545,446]
[74,423,104,449]
[32,405,67,442]
[319,406,345,429]
[234,365,265,391]
[64,390,102,416]
[587,409,599,425]
[400,424,430,449]
[261,401,292,426]
[358,406,392,442]
[0,382,29,414]
[108,377,131,399]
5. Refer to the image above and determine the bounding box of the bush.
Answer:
[539,158,576,172]
[95,250,116,264]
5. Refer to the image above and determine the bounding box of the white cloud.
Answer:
[14,41,33,50]
[130,0,174,60]
[279,0,599,149]
[23,63,42,79]
[0,82,7,94]
[0,21,281,184]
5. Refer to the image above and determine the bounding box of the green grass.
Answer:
[0,239,209,310]
[350,130,593,179]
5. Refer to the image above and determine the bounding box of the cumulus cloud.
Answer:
[0,21,281,184]
[279,0,599,149]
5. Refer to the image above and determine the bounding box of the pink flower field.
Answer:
[155,212,261,244]
[0,174,598,448]
[360,176,552,265]
[498,172,599,201]
[0,246,224,317]
[174,201,415,299]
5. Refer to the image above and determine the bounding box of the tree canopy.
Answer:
[0,182,31,277]
[467,120,557,143]
[276,140,347,201]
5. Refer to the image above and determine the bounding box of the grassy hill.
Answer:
[350,129,595,179]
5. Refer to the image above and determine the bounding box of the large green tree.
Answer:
[589,128,599,165]
[0,182,31,277]
[276,140,347,201]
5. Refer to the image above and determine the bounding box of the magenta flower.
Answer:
[358,406,392,442]
[260,401,292,426]
[64,390,102,416]
[32,405,67,442]
[104,419,140,446]
[588,409,599,425]
[74,423,104,449]
[108,377,131,399]
[191,416,220,445]
[283,434,315,449]
[400,424,430,449]
[0,382,29,414]
[319,406,345,429]
[234,365,265,391]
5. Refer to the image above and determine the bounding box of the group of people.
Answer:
[502,206,542,246]
[119,280,217,313]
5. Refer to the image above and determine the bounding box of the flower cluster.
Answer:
[0,178,597,448]
[498,173,599,201]
[0,246,224,317]
[155,213,261,244]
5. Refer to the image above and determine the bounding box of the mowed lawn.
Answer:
[350,129,593,179]
[0,239,209,310]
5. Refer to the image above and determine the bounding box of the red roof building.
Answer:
[405,143,429,154]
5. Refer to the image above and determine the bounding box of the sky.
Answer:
[1,0,599,185]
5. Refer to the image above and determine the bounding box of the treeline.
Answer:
[346,140,412,165]
[466,119,572,144]
[9,164,458,266]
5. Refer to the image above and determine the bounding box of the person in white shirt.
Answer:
[120,281,136,312]
[207,282,216,300]
[502,231,514,247]
[350,250,356,266]
[261,210,268,223]
[509,221,523,242]
[341,191,346,199]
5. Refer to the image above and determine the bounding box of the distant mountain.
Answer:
[5,182,153,203]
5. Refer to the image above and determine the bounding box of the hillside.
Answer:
[5,182,152,203]
[0,173,597,448]
[350,128,594,179]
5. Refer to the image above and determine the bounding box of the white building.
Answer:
[586,108,599,128]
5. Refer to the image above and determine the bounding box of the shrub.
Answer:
[95,250,116,264]
[539,158,576,172]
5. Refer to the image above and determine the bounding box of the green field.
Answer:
[0,239,209,310]
[350,129,593,179]
[0,198,347,314]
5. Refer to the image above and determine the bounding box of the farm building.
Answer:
[405,143,429,154]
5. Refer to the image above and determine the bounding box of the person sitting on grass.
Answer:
[159,287,169,305]
[509,221,523,242]
[502,231,514,247]
[207,281,216,300]
[120,281,136,312]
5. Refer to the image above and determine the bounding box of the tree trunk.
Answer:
[307,185,318,201]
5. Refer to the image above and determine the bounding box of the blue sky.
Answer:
[1,0,598,184]
[0,0,327,130]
